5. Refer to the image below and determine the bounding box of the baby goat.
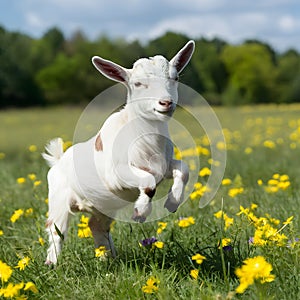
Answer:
[43,40,195,264]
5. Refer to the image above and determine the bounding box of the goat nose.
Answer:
[159,100,172,108]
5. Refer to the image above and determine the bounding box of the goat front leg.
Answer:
[114,164,156,223]
[164,159,189,213]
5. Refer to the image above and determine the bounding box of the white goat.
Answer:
[43,40,195,264]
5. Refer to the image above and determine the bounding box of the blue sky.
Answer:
[1,0,300,52]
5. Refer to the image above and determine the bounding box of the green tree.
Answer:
[221,43,276,105]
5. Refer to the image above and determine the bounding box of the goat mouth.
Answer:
[154,108,173,115]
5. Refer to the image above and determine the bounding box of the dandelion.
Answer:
[77,215,92,238]
[27,173,36,181]
[16,177,26,184]
[157,222,167,234]
[177,216,195,228]
[221,178,232,186]
[142,276,160,294]
[192,253,206,265]
[0,230,3,236]
[25,208,33,217]
[38,237,45,246]
[199,167,211,177]
[95,246,108,259]
[33,180,42,187]
[228,187,244,198]
[15,257,30,271]
[0,260,13,283]
[190,269,199,280]
[257,179,263,186]
[28,145,37,152]
[24,282,38,294]
[0,282,24,298]
[235,256,275,294]
[10,209,24,223]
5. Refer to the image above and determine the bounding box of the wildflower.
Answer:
[25,208,33,217]
[219,238,231,248]
[235,256,275,294]
[17,177,26,184]
[154,241,164,249]
[63,141,73,151]
[157,222,167,234]
[283,216,294,225]
[0,152,5,159]
[24,281,38,294]
[95,246,108,259]
[263,140,276,149]
[33,180,42,187]
[199,167,211,177]
[142,276,160,294]
[244,147,253,154]
[257,179,263,186]
[15,257,30,271]
[177,216,195,228]
[228,187,244,198]
[38,237,45,246]
[214,210,234,230]
[28,145,37,152]
[221,178,232,186]
[0,230,3,236]
[0,282,24,298]
[190,183,208,200]
[27,173,36,181]
[140,237,157,247]
[287,238,300,249]
[10,209,24,223]
[0,260,13,283]
[77,215,92,238]
[190,269,199,280]
[192,253,206,265]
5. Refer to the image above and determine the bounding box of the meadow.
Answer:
[0,104,300,299]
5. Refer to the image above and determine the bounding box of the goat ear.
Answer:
[92,56,128,83]
[170,40,195,74]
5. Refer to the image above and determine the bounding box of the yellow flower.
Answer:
[24,282,38,294]
[257,179,263,186]
[283,216,294,225]
[263,140,276,149]
[10,209,24,223]
[244,147,253,154]
[219,238,231,248]
[0,152,5,159]
[0,230,3,236]
[0,260,13,283]
[142,276,160,294]
[27,173,36,181]
[17,177,26,184]
[15,257,30,271]
[235,256,275,294]
[39,237,45,246]
[177,216,195,228]
[28,145,37,152]
[95,246,108,258]
[154,241,164,249]
[63,141,73,151]
[33,180,42,187]
[77,215,93,238]
[228,187,244,198]
[192,253,206,265]
[199,167,211,177]
[221,178,232,186]
[25,208,33,217]
[0,282,24,298]
[190,269,199,280]
[157,222,167,234]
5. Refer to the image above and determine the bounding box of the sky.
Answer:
[1,0,300,52]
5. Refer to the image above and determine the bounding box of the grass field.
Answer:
[0,104,300,299]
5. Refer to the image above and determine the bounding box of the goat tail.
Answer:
[42,138,64,167]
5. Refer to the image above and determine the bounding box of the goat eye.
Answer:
[134,82,142,87]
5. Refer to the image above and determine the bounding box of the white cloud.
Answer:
[278,15,298,32]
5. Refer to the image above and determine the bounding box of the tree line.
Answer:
[1,26,300,107]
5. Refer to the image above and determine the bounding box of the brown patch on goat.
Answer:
[95,133,103,151]
[144,187,156,198]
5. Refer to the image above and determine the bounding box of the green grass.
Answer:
[0,105,300,299]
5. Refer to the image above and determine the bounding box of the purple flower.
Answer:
[140,237,157,247]
[223,245,233,252]
[248,237,254,244]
